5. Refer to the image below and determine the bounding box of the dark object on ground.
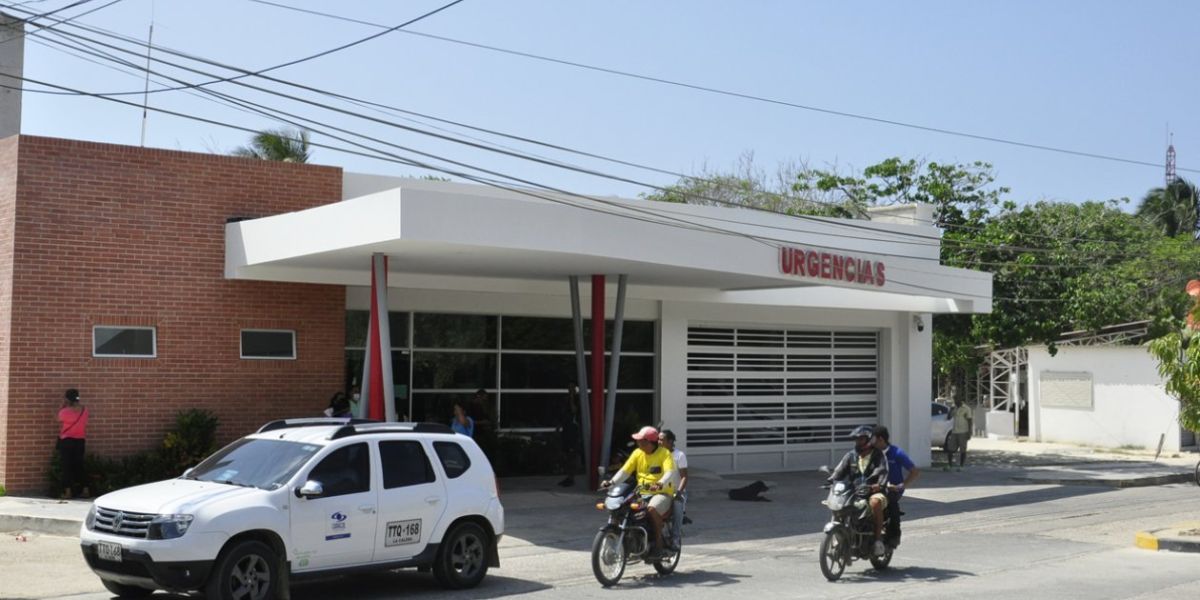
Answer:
[728,480,770,501]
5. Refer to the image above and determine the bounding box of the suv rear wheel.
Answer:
[433,522,489,589]
[204,540,279,600]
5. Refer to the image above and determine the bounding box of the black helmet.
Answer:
[848,425,873,439]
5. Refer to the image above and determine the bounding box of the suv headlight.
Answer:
[148,514,194,540]
[84,505,96,531]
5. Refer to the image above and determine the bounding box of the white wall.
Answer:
[1028,346,1181,452]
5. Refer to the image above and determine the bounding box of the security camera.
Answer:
[913,315,926,333]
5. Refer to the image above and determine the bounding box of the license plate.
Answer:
[384,519,421,547]
[97,541,122,562]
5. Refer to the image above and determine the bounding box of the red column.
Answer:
[589,275,606,489]
[366,256,387,421]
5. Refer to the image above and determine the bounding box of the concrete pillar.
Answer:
[0,14,22,139]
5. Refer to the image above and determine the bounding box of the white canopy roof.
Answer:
[225,177,991,314]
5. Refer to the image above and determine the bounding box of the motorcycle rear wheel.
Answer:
[591,529,626,587]
[819,530,848,581]
[869,545,893,570]
[653,540,681,575]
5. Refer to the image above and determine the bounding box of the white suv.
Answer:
[79,419,504,599]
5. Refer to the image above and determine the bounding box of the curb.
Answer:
[1135,525,1200,553]
[0,514,82,537]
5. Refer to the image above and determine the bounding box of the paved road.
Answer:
[3,466,1198,599]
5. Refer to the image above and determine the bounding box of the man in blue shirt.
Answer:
[872,426,919,548]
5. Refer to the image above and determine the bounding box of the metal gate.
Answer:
[684,325,880,473]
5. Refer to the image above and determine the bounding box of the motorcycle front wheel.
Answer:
[592,529,627,587]
[819,529,849,581]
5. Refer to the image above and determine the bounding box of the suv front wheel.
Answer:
[205,540,279,600]
[433,522,489,589]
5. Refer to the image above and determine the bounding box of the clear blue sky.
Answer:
[18,0,1200,207]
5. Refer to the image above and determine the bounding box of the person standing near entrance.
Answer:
[56,388,89,499]
[557,384,582,487]
[450,401,475,437]
[948,398,973,470]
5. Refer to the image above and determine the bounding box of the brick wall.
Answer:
[0,136,346,494]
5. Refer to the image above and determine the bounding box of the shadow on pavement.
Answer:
[607,568,751,589]
[834,564,975,584]
[289,571,550,599]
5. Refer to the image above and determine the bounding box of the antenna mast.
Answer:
[1165,132,1176,188]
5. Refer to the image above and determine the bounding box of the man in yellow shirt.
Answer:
[601,426,677,557]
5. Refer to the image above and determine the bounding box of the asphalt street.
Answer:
[3,464,1199,600]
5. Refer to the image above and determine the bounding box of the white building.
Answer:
[226,177,994,472]
[1027,344,1195,453]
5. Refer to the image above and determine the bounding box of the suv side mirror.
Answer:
[181,468,194,478]
[296,480,324,499]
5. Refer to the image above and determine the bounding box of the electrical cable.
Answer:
[244,0,1200,176]
[7,2,1160,254]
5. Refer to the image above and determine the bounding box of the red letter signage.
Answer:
[778,246,886,287]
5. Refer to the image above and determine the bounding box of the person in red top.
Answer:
[56,388,89,499]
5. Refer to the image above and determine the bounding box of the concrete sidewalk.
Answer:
[1136,521,1200,554]
[3,438,1194,539]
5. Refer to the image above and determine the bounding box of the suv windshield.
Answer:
[187,438,322,490]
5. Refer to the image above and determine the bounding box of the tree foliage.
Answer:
[641,153,865,218]
[1136,178,1199,238]
[233,127,312,163]
[1148,284,1200,431]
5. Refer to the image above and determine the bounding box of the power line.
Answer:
[21,9,1162,273]
[7,4,1156,255]
[245,0,1200,176]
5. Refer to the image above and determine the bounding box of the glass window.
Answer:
[583,319,656,353]
[433,441,471,478]
[414,313,496,349]
[502,317,576,350]
[240,330,296,359]
[188,438,320,491]
[379,441,436,489]
[346,311,409,348]
[93,326,156,358]
[306,443,371,498]
[412,352,496,389]
[411,393,493,426]
[608,355,656,390]
[612,393,655,445]
[500,392,571,429]
[501,353,576,389]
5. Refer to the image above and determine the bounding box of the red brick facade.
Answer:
[0,136,346,494]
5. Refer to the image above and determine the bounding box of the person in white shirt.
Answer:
[660,429,689,549]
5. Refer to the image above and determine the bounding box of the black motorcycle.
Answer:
[817,466,894,581]
[590,482,682,587]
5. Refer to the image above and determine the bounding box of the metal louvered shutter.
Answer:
[684,325,879,473]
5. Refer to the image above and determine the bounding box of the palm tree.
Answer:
[232,128,311,163]
[1136,178,1199,238]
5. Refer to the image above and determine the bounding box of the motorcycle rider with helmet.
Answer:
[827,425,890,557]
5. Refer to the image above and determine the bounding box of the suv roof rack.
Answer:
[257,417,379,434]
[329,421,455,440]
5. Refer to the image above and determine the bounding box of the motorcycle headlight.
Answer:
[84,505,96,531]
[148,514,194,540]
[604,497,624,510]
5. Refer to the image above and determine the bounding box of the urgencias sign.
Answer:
[779,246,886,287]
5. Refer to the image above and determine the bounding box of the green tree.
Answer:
[233,127,312,163]
[642,153,866,218]
[1136,178,1199,238]
[1148,282,1200,431]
